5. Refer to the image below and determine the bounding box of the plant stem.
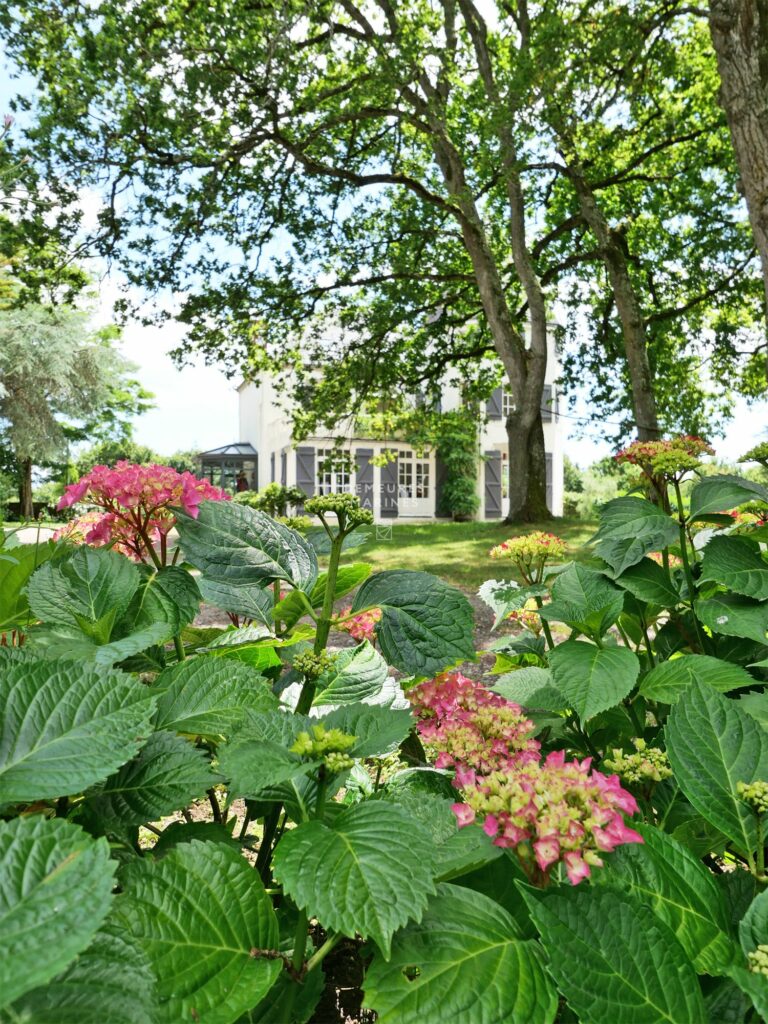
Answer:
[758,813,765,880]
[673,479,708,653]
[173,633,186,662]
[295,529,345,716]
[207,788,222,823]
[256,806,281,882]
[640,618,656,670]
[291,910,309,973]
[306,932,342,973]
[534,596,555,651]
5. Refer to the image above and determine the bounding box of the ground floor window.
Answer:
[317,449,352,495]
[398,450,430,499]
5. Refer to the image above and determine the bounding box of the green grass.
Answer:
[351,518,597,592]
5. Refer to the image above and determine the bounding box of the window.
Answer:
[316,449,351,495]
[398,450,430,499]
[502,389,515,418]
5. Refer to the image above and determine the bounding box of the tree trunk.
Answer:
[566,164,661,440]
[506,411,550,523]
[18,457,33,519]
[709,0,768,336]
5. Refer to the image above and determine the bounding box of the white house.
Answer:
[200,349,564,521]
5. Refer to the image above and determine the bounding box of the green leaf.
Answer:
[639,654,755,703]
[548,640,640,720]
[321,703,415,757]
[153,656,277,735]
[122,564,202,634]
[593,497,680,575]
[176,500,318,593]
[384,789,501,883]
[700,534,768,600]
[0,542,53,630]
[596,822,739,973]
[0,816,116,1011]
[28,619,174,666]
[740,889,768,955]
[696,593,768,645]
[313,641,389,706]
[615,557,682,606]
[84,731,220,826]
[273,801,436,957]
[119,839,280,1024]
[151,820,241,857]
[740,689,768,728]
[666,681,768,853]
[477,579,549,630]
[703,977,751,1024]
[351,569,474,675]
[724,966,768,1020]
[0,659,156,802]
[28,547,139,628]
[540,563,624,638]
[522,884,706,1024]
[492,667,565,711]
[240,966,325,1024]
[1,920,155,1024]
[197,575,274,626]
[310,561,372,606]
[363,883,557,1024]
[219,738,321,798]
[689,475,768,520]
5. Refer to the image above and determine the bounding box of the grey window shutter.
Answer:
[296,446,315,497]
[542,385,553,422]
[546,452,553,512]
[484,450,502,519]
[270,452,275,483]
[280,451,287,486]
[380,455,399,518]
[355,448,374,511]
[435,455,450,518]
[486,386,503,420]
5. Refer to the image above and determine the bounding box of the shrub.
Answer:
[3,444,768,1023]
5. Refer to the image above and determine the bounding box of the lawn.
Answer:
[352,517,597,592]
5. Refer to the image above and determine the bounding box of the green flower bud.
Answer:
[748,944,768,976]
[737,780,768,814]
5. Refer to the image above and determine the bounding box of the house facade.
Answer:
[224,362,565,522]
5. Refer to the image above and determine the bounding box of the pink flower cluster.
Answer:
[336,606,382,643]
[409,672,642,885]
[56,461,228,564]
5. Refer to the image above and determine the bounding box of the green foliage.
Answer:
[234,483,306,517]
[6,455,768,1023]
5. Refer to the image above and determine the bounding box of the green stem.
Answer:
[291,910,309,973]
[673,479,707,653]
[640,618,656,670]
[173,634,186,662]
[626,699,645,736]
[306,932,342,973]
[534,597,555,651]
[295,531,344,716]
[615,621,634,651]
[758,813,765,880]
[255,807,281,882]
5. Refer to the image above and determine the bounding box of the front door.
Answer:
[397,450,432,517]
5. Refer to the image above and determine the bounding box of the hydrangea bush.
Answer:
[1,445,768,1023]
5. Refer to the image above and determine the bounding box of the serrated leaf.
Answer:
[492,667,565,711]
[696,593,768,645]
[118,839,280,1024]
[151,820,241,858]
[548,640,640,721]
[596,822,739,974]
[122,564,202,634]
[176,500,318,593]
[321,703,414,757]
[218,738,321,798]
[0,659,156,802]
[666,681,768,853]
[153,656,277,735]
[689,475,768,520]
[363,883,557,1024]
[310,561,372,607]
[29,620,174,666]
[700,534,768,600]
[593,497,680,575]
[0,542,54,630]
[740,888,768,955]
[313,642,389,706]
[540,564,624,638]
[84,731,220,826]
[615,557,682,606]
[639,654,755,703]
[28,546,139,628]
[0,816,116,1010]
[477,579,549,630]
[197,575,274,626]
[523,884,705,1024]
[740,688,768,728]
[352,570,474,675]
[1,919,155,1024]
[273,801,436,957]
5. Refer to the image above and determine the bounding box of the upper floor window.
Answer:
[316,449,351,495]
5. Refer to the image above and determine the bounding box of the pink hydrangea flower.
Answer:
[409,671,643,886]
[336,606,382,643]
[56,461,228,564]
